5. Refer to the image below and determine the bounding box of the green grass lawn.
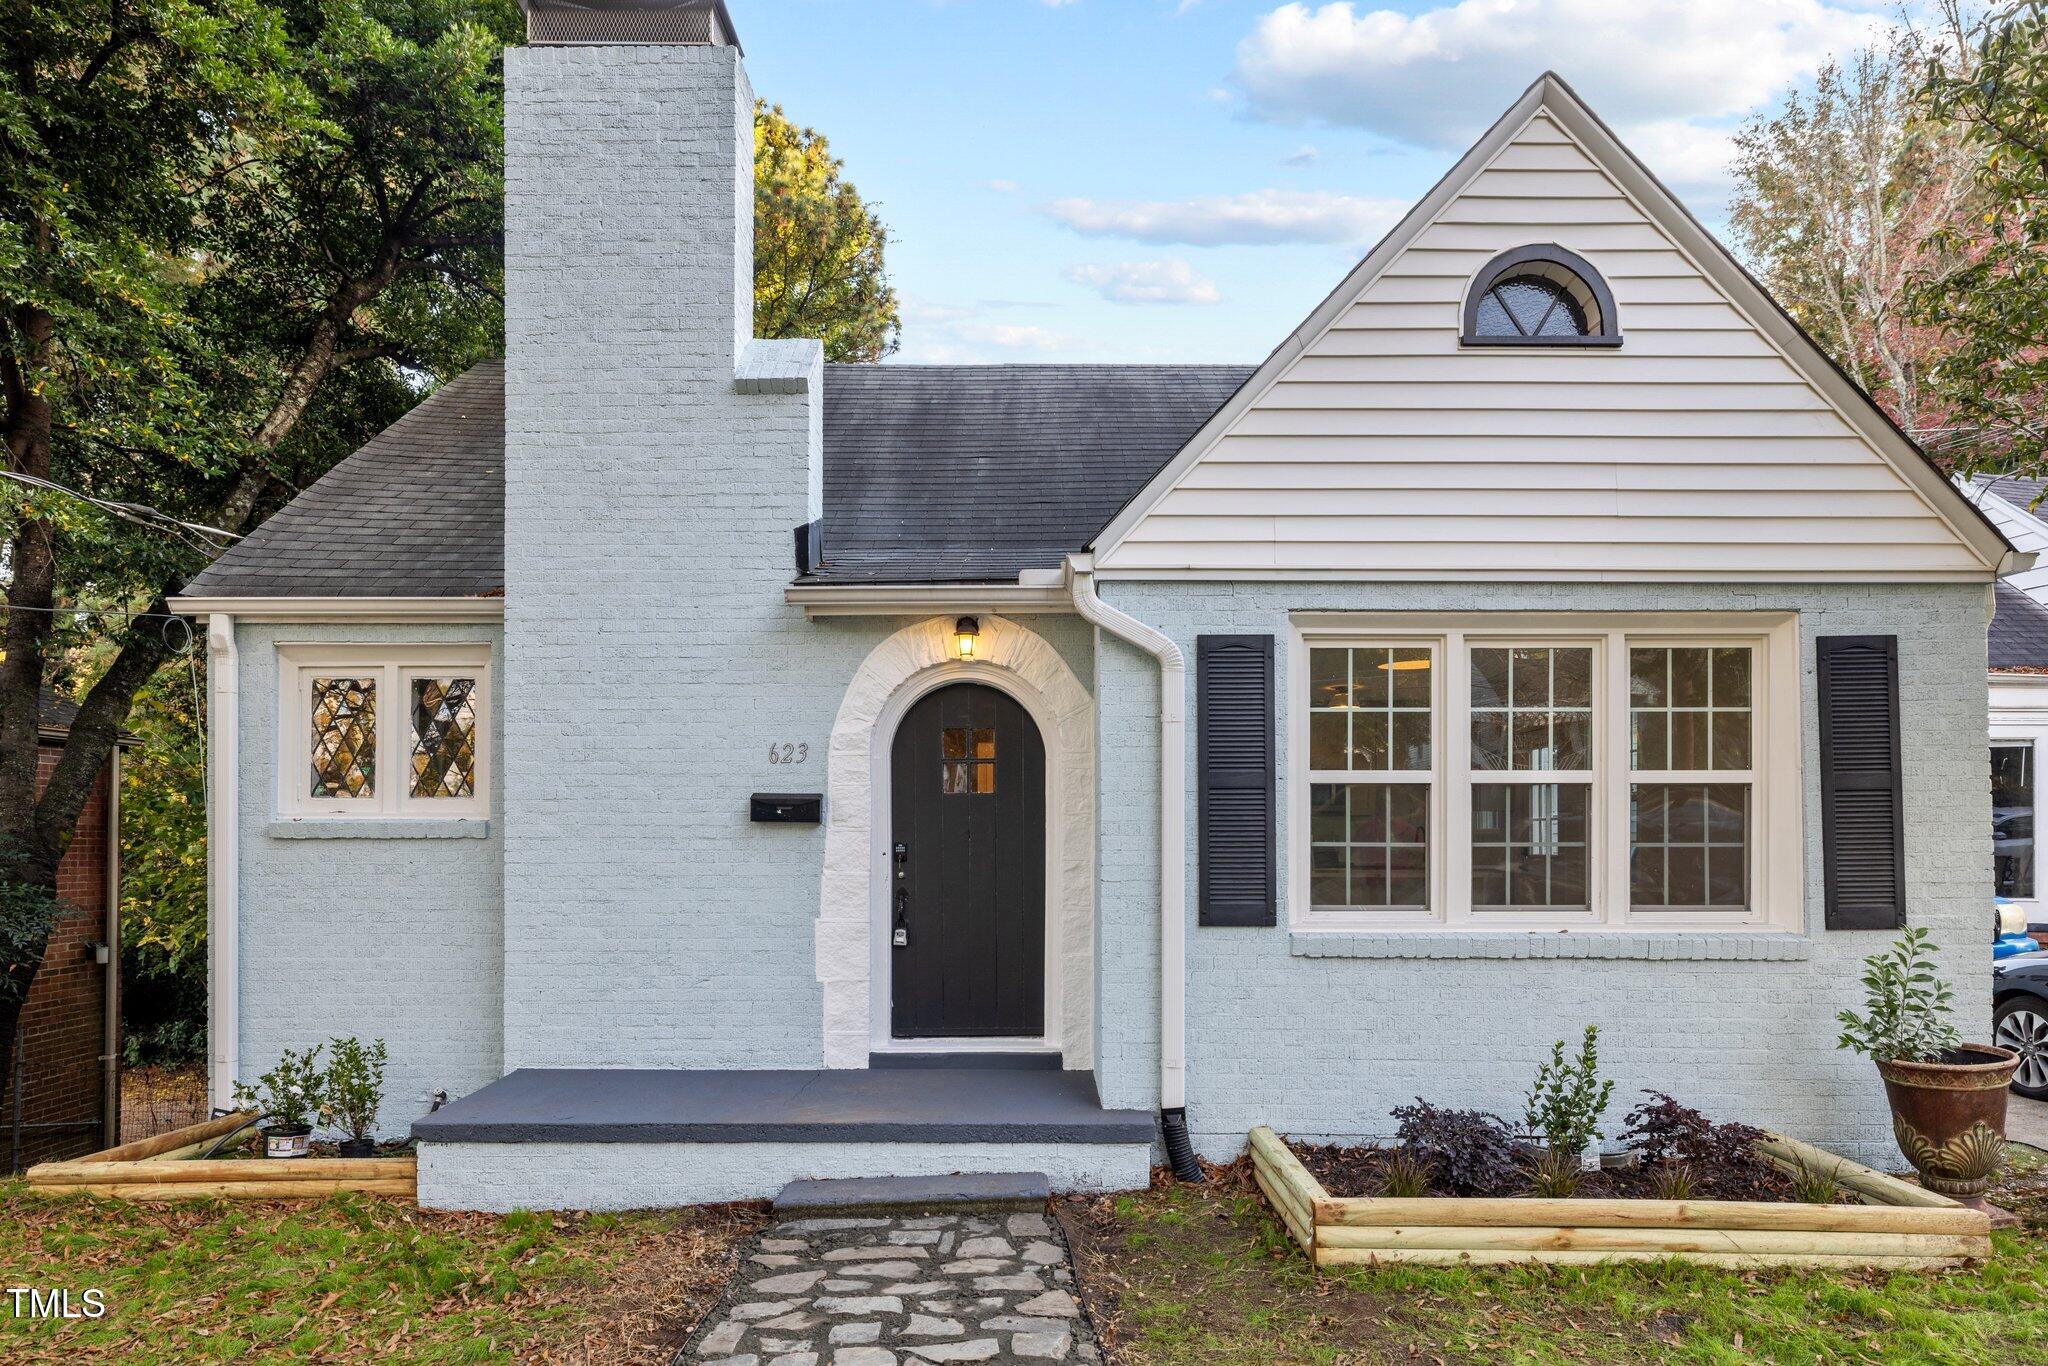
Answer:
[1059,1146,2048,1365]
[0,1184,760,1364]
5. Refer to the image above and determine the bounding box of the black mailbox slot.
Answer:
[751,792,822,824]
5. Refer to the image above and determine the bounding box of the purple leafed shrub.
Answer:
[1390,1099,1531,1197]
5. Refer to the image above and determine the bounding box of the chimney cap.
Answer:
[519,0,743,53]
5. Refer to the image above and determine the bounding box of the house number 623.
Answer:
[767,743,810,765]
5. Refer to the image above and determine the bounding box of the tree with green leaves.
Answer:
[1,0,518,1089]
[754,102,900,362]
[1915,0,2048,474]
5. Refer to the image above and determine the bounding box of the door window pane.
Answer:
[1630,783,1749,909]
[1470,783,1589,911]
[1470,647,1593,772]
[1631,646,1752,771]
[1308,646,1432,771]
[1310,783,1429,910]
[310,678,376,799]
[1994,743,2035,900]
[941,726,996,795]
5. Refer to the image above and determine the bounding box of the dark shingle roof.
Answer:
[808,364,1253,583]
[1976,473,2048,516]
[1993,582,2048,671]
[184,363,506,598]
[181,359,1251,596]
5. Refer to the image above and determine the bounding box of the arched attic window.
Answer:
[1461,244,1621,347]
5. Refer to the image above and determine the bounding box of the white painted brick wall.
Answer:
[418,1138,1152,1212]
[236,622,505,1138]
[1094,581,1994,1165]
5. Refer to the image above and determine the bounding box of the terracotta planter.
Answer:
[1876,1045,2020,1207]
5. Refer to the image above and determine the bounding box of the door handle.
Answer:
[893,886,910,948]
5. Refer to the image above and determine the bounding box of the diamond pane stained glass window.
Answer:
[310,678,376,799]
[410,677,479,799]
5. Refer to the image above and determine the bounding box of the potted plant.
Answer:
[1837,928,2019,1207]
[323,1036,388,1158]
[232,1045,325,1158]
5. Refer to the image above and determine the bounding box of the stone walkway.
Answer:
[678,1209,1103,1365]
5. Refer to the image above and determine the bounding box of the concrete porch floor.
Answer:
[410,1067,1157,1146]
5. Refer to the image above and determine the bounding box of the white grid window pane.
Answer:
[1630,646,1751,771]
[1311,782,1429,911]
[1630,783,1749,909]
[1310,646,1432,772]
[1470,647,1591,772]
[1471,782,1589,911]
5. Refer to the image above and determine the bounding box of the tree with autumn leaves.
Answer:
[2,4,901,1078]
[1731,1,2048,473]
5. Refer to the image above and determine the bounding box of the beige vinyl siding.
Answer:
[1097,112,1988,579]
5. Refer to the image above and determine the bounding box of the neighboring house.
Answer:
[170,3,2029,1213]
[1967,476,2048,931]
[3,695,125,1169]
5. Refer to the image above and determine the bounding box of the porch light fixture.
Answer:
[954,616,980,660]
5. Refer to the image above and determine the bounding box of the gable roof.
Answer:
[179,360,1251,597]
[808,364,1252,583]
[184,362,507,599]
[1087,73,2018,581]
[1993,581,2048,671]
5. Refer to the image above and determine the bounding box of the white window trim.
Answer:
[276,644,491,820]
[1288,612,1802,934]
[1988,672,2048,920]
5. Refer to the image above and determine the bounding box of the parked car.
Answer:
[1993,952,2048,1100]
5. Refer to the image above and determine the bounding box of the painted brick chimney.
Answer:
[500,3,828,1070]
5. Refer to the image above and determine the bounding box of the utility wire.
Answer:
[0,469,242,556]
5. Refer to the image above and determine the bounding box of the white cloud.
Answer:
[1233,0,1890,188]
[1284,145,1321,166]
[1044,189,1405,245]
[897,296,1077,363]
[1065,260,1223,305]
[978,178,1021,192]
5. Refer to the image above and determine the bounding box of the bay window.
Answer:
[1291,615,1798,931]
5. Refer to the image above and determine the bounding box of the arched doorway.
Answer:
[888,682,1046,1039]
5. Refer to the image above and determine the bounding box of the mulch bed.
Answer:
[1293,1140,1796,1202]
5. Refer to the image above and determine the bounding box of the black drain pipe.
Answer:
[1161,1107,1202,1182]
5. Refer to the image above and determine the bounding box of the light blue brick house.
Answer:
[171,0,2028,1212]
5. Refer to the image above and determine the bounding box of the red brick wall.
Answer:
[2,746,112,1168]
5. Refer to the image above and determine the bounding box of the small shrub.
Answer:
[1524,1025,1616,1159]
[1528,1147,1582,1198]
[1623,1091,1763,1168]
[1648,1160,1695,1201]
[1391,1100,1529,1197]
[1379,1148,1431,1198]
[1836,927,1961,1064]
[1790,1157,1840,1205]
[323,1037,388,1144]
[232,1045,324,1130]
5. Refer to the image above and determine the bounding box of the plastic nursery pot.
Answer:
[265,1125,314,1160]
[337,1137,375,1159]
[1877,1044,2021,1208]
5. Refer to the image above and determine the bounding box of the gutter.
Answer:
[1065,558,1201,1181]
[170,595,503,624]
[205,615,239,1113]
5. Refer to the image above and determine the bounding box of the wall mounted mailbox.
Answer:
[751,792,822,824]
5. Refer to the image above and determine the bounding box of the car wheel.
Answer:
[1994,998,2048,1100]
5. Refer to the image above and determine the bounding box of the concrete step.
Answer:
[773,1171,1051,1215]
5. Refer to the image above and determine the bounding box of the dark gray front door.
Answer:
[890,683,1046,1039]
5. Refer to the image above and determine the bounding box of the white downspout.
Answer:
[205,614,239,1113]
[1067,562,1190,1130]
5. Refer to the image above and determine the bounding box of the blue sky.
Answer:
[731,0,1903,364]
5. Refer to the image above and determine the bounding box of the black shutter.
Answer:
[1197,634,1276,926]
[1817,634,1905,929]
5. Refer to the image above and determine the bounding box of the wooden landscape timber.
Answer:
[1245,1125,1991,1271]
[24,1112,416,1201]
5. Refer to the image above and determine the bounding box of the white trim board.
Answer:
[1097,70,2023,581]
[170,596,504,623]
